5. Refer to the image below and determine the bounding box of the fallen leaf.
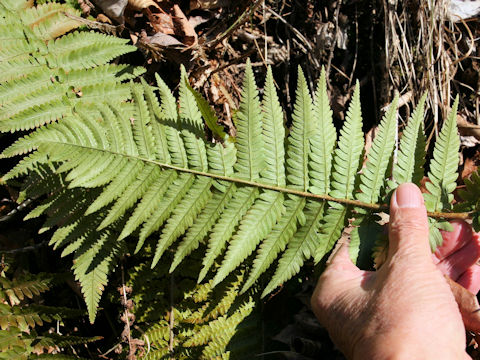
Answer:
[148,32,184,47]
[146,8,175,34]
[462,157,478,180]
[190,0,230,10]
[446,275,480,332]
[128,0,160,10]
[172,4,198,48]
[92,0,128,23]
[458,114,480,142]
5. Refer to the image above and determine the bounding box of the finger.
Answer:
[457,264,480,294]
[433,220,472,264]
[328,241,360,274]
[437,233,480,280]
[388,183,430,262]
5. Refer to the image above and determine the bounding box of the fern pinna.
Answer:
[0,0,475,323]
[0,272,100,359]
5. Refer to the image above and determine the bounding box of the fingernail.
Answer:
[395,183,423,208]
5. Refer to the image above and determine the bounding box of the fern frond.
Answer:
[131,84,156,160]
[142,79,171,163]
[22,3,81,40]
[85,160,144,215]
[313,83,364,263]
[424,97,460,212]
[170,183,236,272]
[0,274,54,306]
[234,59,264,180]
[286,66,313,191]
[98,165,161,230]
[46,31,135,70]
[261,66,285,186]
[178,67,209,171]
[309,67,336,195]
[263,200,325,296]
[119,171,177,240]
[356,95,398,206]
[137,174,195,252]
[241,196,305,293]
[184,77,227,141]
[198,187,258,283]
[329,82,364,200]
[213,191,285,286]
[393,93,427,185]
[72,229,123,323]
[152,177,213,267]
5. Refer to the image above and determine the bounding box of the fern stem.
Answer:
[47,142,471,220]
[142,158,471,220]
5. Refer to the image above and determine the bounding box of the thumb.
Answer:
[388,183,431,262]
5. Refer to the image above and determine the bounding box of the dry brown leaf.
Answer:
[92,0,127,23]
[172,4,198,48]
[128,0,160,10]
[190,0,230,10]
[458,114,480,141]
[446,276,480,332]
[146,9,175,35]
[462,157,478,180]
[148,32,184,47]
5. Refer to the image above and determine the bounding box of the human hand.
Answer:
[311,183,480,360]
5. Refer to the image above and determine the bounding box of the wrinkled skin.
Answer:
[311,183,480,359]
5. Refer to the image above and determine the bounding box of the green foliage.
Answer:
[0,272,99,360]
[137,272,255,360]
[1,1,475,326]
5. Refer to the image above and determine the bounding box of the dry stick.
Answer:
[326,0,342,82]
[168,274,174,359]
[205,0,263,49]
[121,264,133,360]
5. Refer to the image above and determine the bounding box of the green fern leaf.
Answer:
[263,200,325,297]
[393,93,427,185]
[309,67,336,195]
[72,229,123,323]
[261,66,285,186]
[424,97,460,212]
[152,177,213,268]
[141,79,171,163]
[179,67,209,171]
[98,165,161,230]
[155,75,188,168]
[286,66,314,191]
[131,84,156,160]
[356,94,398,205]
[118,170,177,240]
[170,184,236,273]
[184,77,227,141]
[137,174,195,252]
[234,59,264,180]
[85,160,144,215]
[213,190,285,286]
[46,31,135,70]
[198,187,258,283]
[241,196,306,293]
[314,82,364,262]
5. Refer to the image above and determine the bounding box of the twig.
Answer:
[0,241,47,254]
[0,199,33,224]
[326,0,342,81]
[205,0,263,49]
[168,274,174,359]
